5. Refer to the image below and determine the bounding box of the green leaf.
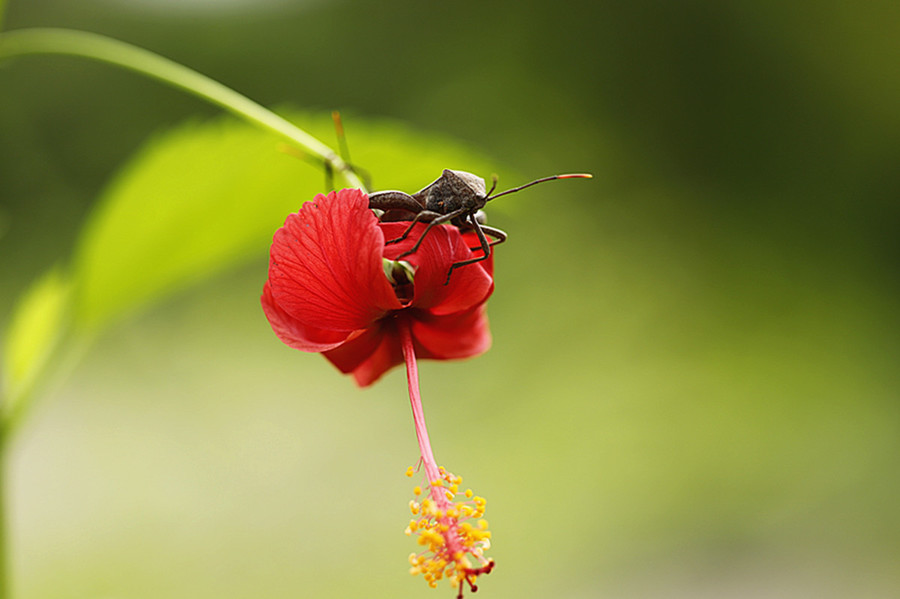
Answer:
[2,267,71,413]
[71,110,502,330]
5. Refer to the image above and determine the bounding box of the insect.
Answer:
[368,169,592,283]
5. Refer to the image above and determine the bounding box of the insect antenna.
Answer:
[485,173,593,201]
[486,173,499,197]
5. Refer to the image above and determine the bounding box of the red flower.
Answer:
[261,188,494,386]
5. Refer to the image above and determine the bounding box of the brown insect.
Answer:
[369,169,592,283]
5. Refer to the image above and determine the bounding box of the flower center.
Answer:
[382,257,416,304]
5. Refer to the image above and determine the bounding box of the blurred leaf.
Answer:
[2,267,71,412]
[71,110,500,330]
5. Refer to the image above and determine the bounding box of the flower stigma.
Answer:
[405,464,494,598]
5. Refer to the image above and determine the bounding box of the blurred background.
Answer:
[1,0,898,598]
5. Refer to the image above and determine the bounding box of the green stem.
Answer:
[0,27,367,191]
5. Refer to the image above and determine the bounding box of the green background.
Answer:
[1,1,898,598]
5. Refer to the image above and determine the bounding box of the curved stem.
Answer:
[0,27,367,191]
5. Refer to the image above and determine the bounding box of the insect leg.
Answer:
[468,224,507,251]
[385,209,441,245]
[445,216,493,285]
[368,191,423,213]
[396,207,468,257]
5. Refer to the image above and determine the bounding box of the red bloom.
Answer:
[261,188,494,386]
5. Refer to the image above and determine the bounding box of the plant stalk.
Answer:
[0,27,367,191]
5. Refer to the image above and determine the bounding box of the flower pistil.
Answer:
[399,320,494,598]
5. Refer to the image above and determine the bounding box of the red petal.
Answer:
[323,305,492,385]
[380,222,494,315]
[322,321,404,387]
[261,282,351,351]
[267,189,403,333]
[411,304,492,360]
